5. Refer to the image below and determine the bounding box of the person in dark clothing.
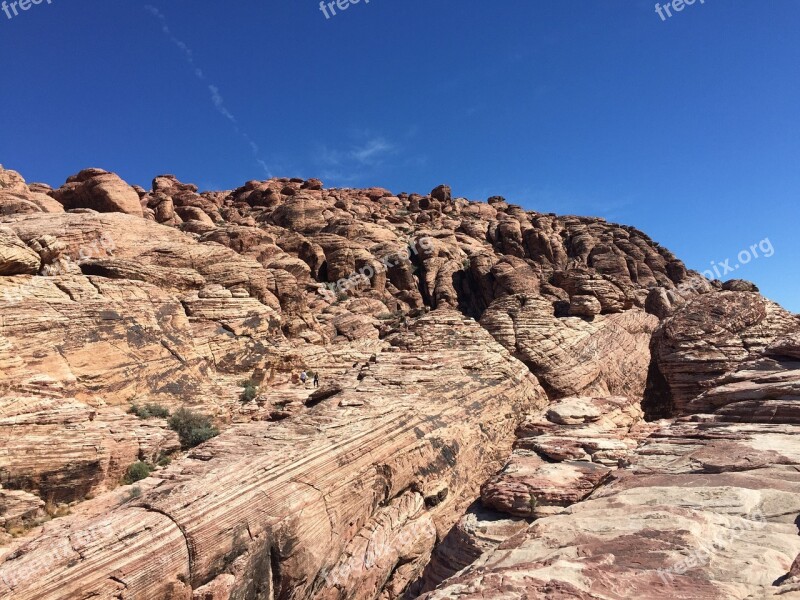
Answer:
[313,373,319,388]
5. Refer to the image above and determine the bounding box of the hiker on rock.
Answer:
[300,371,307,385]
[313,373,319,388]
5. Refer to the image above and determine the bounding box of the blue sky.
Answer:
[1,0,798,311]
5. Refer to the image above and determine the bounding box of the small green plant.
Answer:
[239,379,259,403]
[128,403,170,419]
[336,292,349,303]
[128,486,143,500]
[168,408,220,450]
[156,453,172,468]
[123,461,152,484]
[528,493,539,514]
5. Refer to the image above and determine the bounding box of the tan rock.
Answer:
[1,165,797,600]
[0,274,221,408]
[49,168,143,217]
[481,295,658,399]
[0,227,40,275]
[568,294,602,317]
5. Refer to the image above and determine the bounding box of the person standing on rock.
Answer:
[300,371,307,385]
[313,373,319,388]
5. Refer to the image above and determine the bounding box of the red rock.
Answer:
[0,166,64,215]
[50,169,143,217]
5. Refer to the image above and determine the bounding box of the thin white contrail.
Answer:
[144,5,272,178]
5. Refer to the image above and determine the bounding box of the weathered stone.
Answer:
[0,227,40,275]
[49,169,143,217]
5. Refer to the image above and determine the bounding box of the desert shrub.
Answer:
[128,403,170,419]
[128,404,149,418]
[123,461,152,484]
[168,408,220,449]
[239,379,259,403]
[156,453,172,467]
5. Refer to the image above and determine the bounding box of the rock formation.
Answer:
[0,164,797,599]
[421,294,800,600]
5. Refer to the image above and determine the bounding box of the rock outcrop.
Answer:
[481,296,658,399]
[647,291,798,417]
[422,290,800,600]
[48,168,143,217]
[0,167,63,215]
[422,417,800,599]
[480,396,648,519]
[0,228,40,275]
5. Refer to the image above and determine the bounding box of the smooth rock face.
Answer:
[0,274,222,407]
[1,166,797,600]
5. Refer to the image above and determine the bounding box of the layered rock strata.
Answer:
[0,313,547,599]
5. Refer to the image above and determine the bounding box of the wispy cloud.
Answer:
[350,138,393,165]
[145,5,272,178]
[312,135,396,186]
[318,136,395,167]
[207,84,237,124]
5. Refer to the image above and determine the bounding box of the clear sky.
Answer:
[1,0,798,312]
